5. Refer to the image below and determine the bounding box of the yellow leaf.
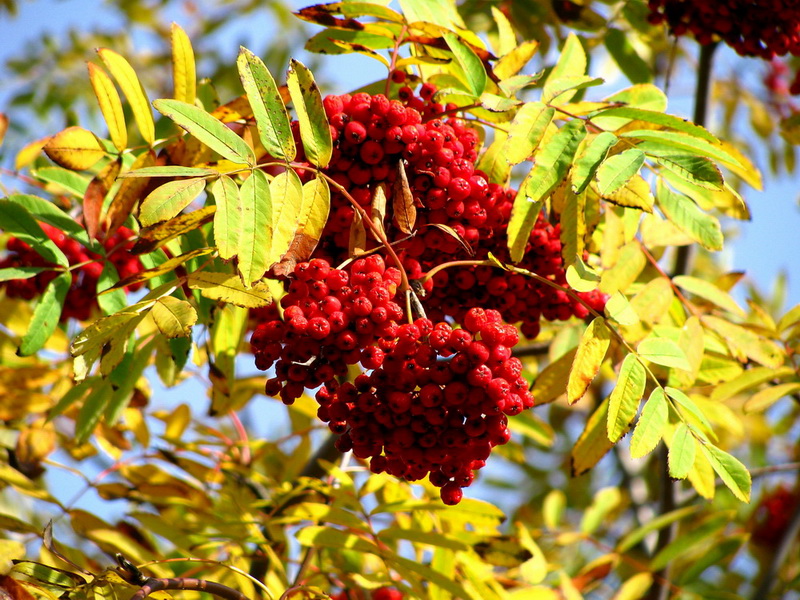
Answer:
[571,397,614,476]
[187,271,272,308]
[15,137,49,170]
[171,23,196,105]
[98,48,155,145]
[567,317,611,404]
[164,402,191,439]
[612,573,653,600]
[43,127,105,171]
[151,296,197,338]
[531,348,576,405]
[87,62,127,152]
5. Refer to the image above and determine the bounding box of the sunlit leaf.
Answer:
[154,99,255,166]
[571,397,614,476]
[595,149,645,196]
[171,23,196,104]
[286,59,332,168]
[237,169,271,285]
[237,47,295,161]
[607,354,646,442]
[672,275,744,317]
[87,63,127,152]
[743,382,800,413]
[668,424,695,479]
[542,33,586,104]
[211,175,240,261]
[630,388,667,459]
[98,48,155,145]
[187,272,272,308]
[444,32,486,96]
[139,178,206,227]
[269,169,304,267]
[43,127,105,171]
[637,336,691,371]
[571,131,617,193]
[132,205,215,254]
[567,317,611,404]
[502,102,555,166]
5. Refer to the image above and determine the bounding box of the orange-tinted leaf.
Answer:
[0,113,8,149]
[84,158,121,240]
[43,127,105,171]
[0,575,37,600]
[106,150,156,236]
[393,161,417,234]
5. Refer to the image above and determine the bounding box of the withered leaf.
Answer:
[83,157,121,241]
[132,205,216,254]
[393,161,416,234]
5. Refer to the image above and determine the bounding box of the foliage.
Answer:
[0,1,799,600]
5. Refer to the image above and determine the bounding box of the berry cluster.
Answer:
[647,0,800,59]
[751,485,800,547]
[332,587,402,600]
[318,309,532,505]
[251,256,404,405]
[250,81,606,503]
[0,224,143,321]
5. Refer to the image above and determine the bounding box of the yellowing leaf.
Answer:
[637,336,691,371]
[503,102,555,166]
[138,178,206,227]
[171,23,196,105]
[571,397,614,477]
[531,348,576,404]
[269,169,304,267]
[211,175,240,261]
[667,424,695,479]
[187,271,272,308]
[699,444,751,502]
[630,388,667,459]
[567,317,611,404]
[87,63,127,152]
[743,382,800,413]
[672,275,745,317]
[151,296,197,338]
[98,48,155,145]
[703,315,783,368]
[43,127,105,171]
[542,33,587,104]
[607,354,646,442]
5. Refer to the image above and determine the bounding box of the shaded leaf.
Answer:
[571,131,617,193]
[120,166,218,178]
[604,28,651,84]
[83,158,121,240]
[616,506,700,552]
[656,154,724,190]
[106,150,156,236]
[571,397,614,476]
[18,272,70,356]
[743,382,800,413]
[132,205,216,254]
[151,296,197,338]
[187,271,273,308]
[0,199,69,267]
[650,512,730,570]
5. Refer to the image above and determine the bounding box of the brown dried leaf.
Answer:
[371,182,389,237]
[349,207,367,256]
[132,205,216,254]
[393,161,416,234]
[0,576,36,600]
[84,158,121,240]
[426,223,474,256]
[106,150,156,236]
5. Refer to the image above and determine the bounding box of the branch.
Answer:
[117,556,250,600]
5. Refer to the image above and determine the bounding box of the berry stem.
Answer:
[384,25,409,97]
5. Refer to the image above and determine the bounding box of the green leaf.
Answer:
[672,275,744,317]
[567,317,611,404]
[543,490,566,530]
[571,397,614,476]
[377,527,469,551]
[616,506,700,552]
[120,166,219,178]
[542,76,604,105]
[502,102,555,166]
[476,129,511,185]
[397,0,465,28]
[237,170,272,285]
[296,525,378,553]
[580,487,621,534]
[571,131,617,193]
[0,199,69,267]
[32,167,90,197]
[18,272,70,356]
[637,336,691,371]
[650,512,731,571]
[75,378,114,443]
[607,354,646,442]
[677,535,745,585]
[668,424,695,479]
[237,47,296,161]
[286,59,332,168]
[390,555,477,600]
[542,33,586,104]
[211,175,240,261]
[444,32,487,96]
[508,119,585,262]
[664,387,714,434]
[138,178,206,227]
[630,388,667,459]
[656,183,723,251]
[604,292,639,326]
[0,266,50,281]
[153,98,255,166]
[591,107,717,142]
[565,257,600,292]
[621,129,742,167]
[604,28,651,84]
[595,149,645,196]
[656,155,724,190]
[269,169,304,267]
[97,261,127,315]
